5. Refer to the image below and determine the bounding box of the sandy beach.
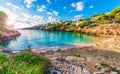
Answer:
[28,37,120,74]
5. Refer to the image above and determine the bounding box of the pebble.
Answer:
[47,50,54,55]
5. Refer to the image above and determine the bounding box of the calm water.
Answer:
[1,30,98,50]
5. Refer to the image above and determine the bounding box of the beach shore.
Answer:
[28,37,120,74]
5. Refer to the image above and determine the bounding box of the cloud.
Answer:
[46,0,51,3]
[71,3,76,7]
[89,5,94,9]
[69,10,73,12]
[24,0,37,8]
[6,2,21,11]
[71,2,84,11]
[47,10,59,16]
[48,16,57,23]
[0,5,45,28]
[74,14,83,19]
[37,5,46,12]
[53,11,59,16]
[63,6,66,10]
[47,12,53,15]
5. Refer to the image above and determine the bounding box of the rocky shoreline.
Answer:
[1,37,120,74]
[0,31,20,43]
[44,24,120,37]
[30,46,120,74]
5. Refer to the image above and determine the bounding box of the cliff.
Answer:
[0,11,20,42]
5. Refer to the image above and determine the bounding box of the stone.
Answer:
[111,71,118,74]
[47,50,54,55]
[88,46,95,51]
[101,67,111,73]
[56,49,62,52]
[93,72,105,74]
[2,49,12,54]
[95,64,103,70]
[31,49,46,55]
[49,68,63,74]
[56,57,65,62]
[12,51,20,54]
[82,68,91,74]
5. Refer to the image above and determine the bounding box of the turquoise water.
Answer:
[1,30,98,50]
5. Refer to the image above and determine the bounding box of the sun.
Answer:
[7,20,13,26]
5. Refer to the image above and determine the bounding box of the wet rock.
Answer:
[2,49,12,54]
[12,51,20,54]
[56,57,66,62]
[47,50,54,55]
[31,49,46,55]
[49,68,63,74]
[56,49,62,52]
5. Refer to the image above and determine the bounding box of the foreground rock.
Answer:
[31,46,120,74]
[0,11,20,43]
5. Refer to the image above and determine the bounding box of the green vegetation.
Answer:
[74,53,81,57]
[0,11,8,18]
[112,67,120,73]
[0,22,7,31]
[0,11,19,41]
[0,52,51,74]
[100,62,109,67]
[42,7,120,31]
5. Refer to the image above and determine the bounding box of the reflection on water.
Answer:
[1,30,98,50]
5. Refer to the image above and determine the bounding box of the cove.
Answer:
[1,30,99,51]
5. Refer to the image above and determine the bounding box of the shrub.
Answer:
[0,11,8,18]
[74,53,81,57]
[90,23,97,27]
[100,62,109,67]
[78,23,87,28]
[0,52,51,74]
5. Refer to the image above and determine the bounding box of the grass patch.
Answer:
[100,62,109,67]
[0,52,51,74]
[74,53,81,57]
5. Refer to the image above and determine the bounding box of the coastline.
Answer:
[1,34,120,74]
[72,37,120,52]
[0,31,21,43]
[30,43,120,74]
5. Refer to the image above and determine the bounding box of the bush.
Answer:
[90,23,97,27]
[78,23,87,28]
[0,11,8,18]
[0,52,51,74]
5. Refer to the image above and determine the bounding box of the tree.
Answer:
[0,11,8,18]
[94,14,107,23]
[91,14,99,18]
[116,12,120,20]
[110,7,120,23]
[91,14,99,21]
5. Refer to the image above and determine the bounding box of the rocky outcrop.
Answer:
[74,24,120,36]
[30,46,120,74]
[45,24,120,37]
[0,11,20,42]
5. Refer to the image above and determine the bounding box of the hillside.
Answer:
[40,7,120,37]
[0,11,20,42]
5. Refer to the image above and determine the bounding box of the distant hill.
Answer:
[0,11,20,42]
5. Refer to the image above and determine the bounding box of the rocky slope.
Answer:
[74,24,120,36]
[30,46,120,74]
[45,24,120,37]
[0,11,20,42]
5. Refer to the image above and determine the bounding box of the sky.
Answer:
[0,0,120,28]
